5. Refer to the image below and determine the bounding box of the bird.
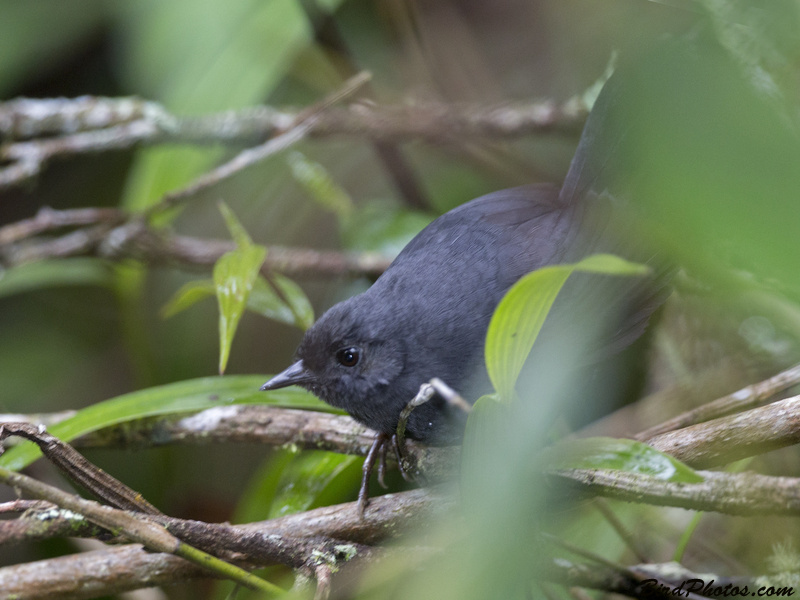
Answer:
[261,72,668,509]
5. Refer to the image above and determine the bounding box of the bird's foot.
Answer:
[391,432,414,482]
[357,379,470,517]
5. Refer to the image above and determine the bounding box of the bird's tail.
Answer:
[558,70,629,206]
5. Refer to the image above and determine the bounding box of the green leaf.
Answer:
[213,202,269,373]
[233,448,298,525]
[266,451,359,518]
[0,258,113,298]
[545,437,704,483]
[218,200,254,248]
[161,275,313,332]
[0,375,334,472]
[288,151,354,220]
[234,449,360,524]
[249,275,314,331]
[160,278,215,319]
[214,245,266,374]
[485,253,649,399]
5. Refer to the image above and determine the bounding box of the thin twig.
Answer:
[148,71,372,216]
[0,93,586,191]
[636,363,800,439]
[0,422,162,515]
[0,215,392,278]
[0,488,446,597]
[592,498,649,563]
[0,499,55,514]
[153,121,316,213]
[0,207,124,246]
[643,394,800,468]
[551,467,800,516]
[0,463,281,594]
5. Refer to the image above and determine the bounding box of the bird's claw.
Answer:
[391,433,414,483]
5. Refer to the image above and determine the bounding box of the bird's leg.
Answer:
[391,381,439,483]
[377,439,390,489]
[359,380,471,516]
[395,382,435,447]
[358,432,389,516]
[391,432,414,482]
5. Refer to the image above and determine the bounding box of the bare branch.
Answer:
[0,499,55,514]
[0,93,586,190]
[0,488,446,599]
[545,558,758,600]
[0,544,190,600]
[0,423,162,514]
[17,387,800,496]
[73,406,459,485]
[0,505,109,546]
[2,223,115,265]
[636,362,800,439]
[551,468,800,516]
[314,564,333,600]
[0,96,169,140]
[0,463,280,593]
[0,207,123,246]
[644,394,800,468]
[0,212,391,278]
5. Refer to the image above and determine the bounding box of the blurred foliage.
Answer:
[484,253,650,400]
[0,258,114,298]
[1,0,800,598]
[544,437,703,482]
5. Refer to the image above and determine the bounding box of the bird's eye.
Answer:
[336,347,360,367]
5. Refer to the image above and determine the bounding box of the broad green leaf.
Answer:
[160,279,216,318]
[544,437,704,483]
[249,275,314,331]
[266,451,359,518]
[0,259,113,298]
[233,448,298,525]
[214,244,267,374]
[288,151,354,220]
[487,267,569,401]
[485,253,649,399]
[234,449,360,524]
[0,375,334,472]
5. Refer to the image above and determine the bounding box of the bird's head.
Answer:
[261,296,409,432]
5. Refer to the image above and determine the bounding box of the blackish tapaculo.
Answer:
[261,74,666,444]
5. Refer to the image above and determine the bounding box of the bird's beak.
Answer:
[260,360,315,391]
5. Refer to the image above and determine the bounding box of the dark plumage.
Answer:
[262,74,668,444]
